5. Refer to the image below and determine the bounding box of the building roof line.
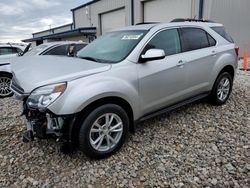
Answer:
[32,23,73,35]
[23,27,96,42]
[71,0,101,11]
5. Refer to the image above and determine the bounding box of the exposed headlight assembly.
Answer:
[27,82,67,111]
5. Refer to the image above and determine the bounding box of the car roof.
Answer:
[41,41,88,47]
[114,22,223,31]
[0,44,26,49]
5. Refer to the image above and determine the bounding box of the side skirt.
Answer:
[137,92,210,123]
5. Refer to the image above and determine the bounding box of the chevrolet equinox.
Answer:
[10,20,238,159]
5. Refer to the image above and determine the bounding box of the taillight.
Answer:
[234,46,239,56]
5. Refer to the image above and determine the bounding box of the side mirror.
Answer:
[140,49,165,62]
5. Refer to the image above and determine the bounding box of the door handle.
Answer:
[176,60,185,67]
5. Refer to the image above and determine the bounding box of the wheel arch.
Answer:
[218,65,235,80]
[0,71,12,77]
[70,96,135,145]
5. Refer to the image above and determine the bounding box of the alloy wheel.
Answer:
[89,113,123,152]
[0,76,12,97]
[217,77,230,101]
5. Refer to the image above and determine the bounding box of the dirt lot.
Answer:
[0,70,249,188]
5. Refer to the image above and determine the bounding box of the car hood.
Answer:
[11,56,111,93]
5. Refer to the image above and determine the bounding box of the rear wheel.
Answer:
[78,104,129,159]
[209,72,233,105]
[0,73,13,98]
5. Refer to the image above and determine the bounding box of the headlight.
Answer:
[27,82,67,111]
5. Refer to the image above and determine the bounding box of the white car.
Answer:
[0,41,87,98]
[0,44,26,63]
[0,44,25,58]
[24,41,87,56]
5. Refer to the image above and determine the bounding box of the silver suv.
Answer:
[11,21,238,159]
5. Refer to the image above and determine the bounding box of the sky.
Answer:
[0,0,91,43]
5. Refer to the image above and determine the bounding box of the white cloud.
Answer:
[0,35,26,43]
[0,0,84,43]
[0,3,24,15]
[40,18,54,26]
[30,0,60,8]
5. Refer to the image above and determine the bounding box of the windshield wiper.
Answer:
[79,56,99,62]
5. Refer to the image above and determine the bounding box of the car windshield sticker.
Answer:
[122,34,143,40]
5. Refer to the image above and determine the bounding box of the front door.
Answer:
[137,28,188,115]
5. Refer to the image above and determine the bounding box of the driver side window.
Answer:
[143,29,181,56]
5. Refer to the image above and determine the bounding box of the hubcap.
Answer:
[0,77,12,97]
[217,77,230,101]
[89,113,123,152]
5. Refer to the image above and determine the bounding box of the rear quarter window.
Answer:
[211,26,234,43]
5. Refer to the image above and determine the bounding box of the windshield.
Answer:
[77,30,147,63]
[24,44,50,56]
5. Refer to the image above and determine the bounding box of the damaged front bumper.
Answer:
[20,100,76,144]
[11,80,76,146]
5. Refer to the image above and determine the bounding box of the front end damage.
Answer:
[11,78,77,153]
[21,100,75,143]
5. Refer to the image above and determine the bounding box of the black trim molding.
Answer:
[0,63,10,67]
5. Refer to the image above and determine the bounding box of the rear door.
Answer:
[179,27,217,96]
[137,28,188,115]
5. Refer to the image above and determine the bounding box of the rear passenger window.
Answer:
[0,47,16,55]
[180,28,211,52]
[211,26,234,43]
[143,29,181,56]
[12,48,18,54]
[44,45,69,56]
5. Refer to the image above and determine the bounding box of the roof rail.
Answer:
[136,22,159,25]
[171,18,215,23]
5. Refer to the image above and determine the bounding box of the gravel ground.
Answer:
[0,70,249,188]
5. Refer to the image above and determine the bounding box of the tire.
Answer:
[209,72,233,105]
[78,104,129,159]
[0,73,13,98]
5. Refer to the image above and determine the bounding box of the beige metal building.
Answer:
[72,0,199,35]
[23,0,250,56]
[23,0,200,46]
[203,0,250,55]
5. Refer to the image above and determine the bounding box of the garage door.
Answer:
[143,0,192,22]
[101,8,126,34]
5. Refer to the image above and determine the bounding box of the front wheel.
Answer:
[209,72,233,105]
[78,104,129,159]
[0,73,13,98]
